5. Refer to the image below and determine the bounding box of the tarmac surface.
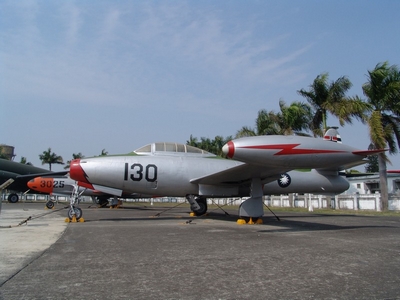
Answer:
[1,201,400,300]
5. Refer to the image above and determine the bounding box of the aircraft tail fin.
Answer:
[323,127,342,144]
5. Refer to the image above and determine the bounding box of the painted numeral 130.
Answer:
[124,163,157,182]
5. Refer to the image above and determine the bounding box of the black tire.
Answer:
[8,193,19,203]
[193,197,208,216]
[68,206,83,220]
[98,197,109,207]
[46,201,55,209]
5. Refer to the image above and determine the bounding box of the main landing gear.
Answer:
[186,195,208,216]
[46,200,55,209]
[185,179,268,224]
[237,178,264,224]
[95,196,109,208]
[7,193,19,203]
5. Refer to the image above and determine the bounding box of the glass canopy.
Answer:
[134,142,215,156]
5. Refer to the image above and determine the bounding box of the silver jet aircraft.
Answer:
[68,129,383,222]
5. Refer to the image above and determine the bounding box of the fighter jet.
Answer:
[0,158,67,203]
[27,175,153,209]
[68,129,383,221]
[27,175,107,209]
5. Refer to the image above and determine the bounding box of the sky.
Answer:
[1,0,400,171]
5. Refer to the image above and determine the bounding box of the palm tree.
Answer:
[187,135,233,157]
[39,148,64,171]
[19,157,32,165]
[278,100,313,135]
[100,149,108,156]
[187,135,199,148]
[362,61,400,210]
[236,100,312,137]
[213,135,231,157]
[298,73,366,136]
[64,153,85,170]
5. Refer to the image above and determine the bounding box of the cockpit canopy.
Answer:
[134,142,216,157]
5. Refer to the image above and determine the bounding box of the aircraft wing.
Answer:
[190,163,286,186]
[16,171,69,179]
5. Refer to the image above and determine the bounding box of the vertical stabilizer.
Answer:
[323,127,342,143]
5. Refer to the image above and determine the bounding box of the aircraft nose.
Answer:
[70,159,90,184]
[28,177,54,193]
[27,179,37,189]
[222,141,235,158]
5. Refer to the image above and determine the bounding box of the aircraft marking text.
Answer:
[40,180,65,188]
[124,163,158,182]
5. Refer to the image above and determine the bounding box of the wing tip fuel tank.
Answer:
[221,135,385,169]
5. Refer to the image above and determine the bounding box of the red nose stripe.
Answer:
[226,141,235,158]
[70,159,90,184]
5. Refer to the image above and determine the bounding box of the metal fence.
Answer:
[2,192,400,212]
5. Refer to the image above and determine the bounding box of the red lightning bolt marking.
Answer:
[239,144,346,155]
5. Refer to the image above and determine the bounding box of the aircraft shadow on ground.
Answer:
[256,212,396,233]
[77,205,395,233]
[255,219,394,233]
[82,210,239,223]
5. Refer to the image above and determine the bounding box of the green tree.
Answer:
[236,100,312,137]
[236,109,280,137]
[39,148,64,171]
[100,149,108,156]
[278,100,313,135]
[362,61,400,210]
[65,153,85,170]
[298,73,366,136]
[187,135,233,157]
[19,157,32,165]
[187,135,199,147]
[365,156,379,173]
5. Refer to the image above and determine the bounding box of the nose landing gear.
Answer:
[65,184,85,223]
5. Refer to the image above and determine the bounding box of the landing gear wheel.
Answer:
[68,206,83,220]
[46,201,55,209]
[193,197,208,216]
[97,197,109,208]
[8,193,19,203]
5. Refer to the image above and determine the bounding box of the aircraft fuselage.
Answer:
[73,156,241,197]
[71,155,349,198]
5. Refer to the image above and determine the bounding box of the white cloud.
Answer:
[60,2,82,48]
[1,1,310,115]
